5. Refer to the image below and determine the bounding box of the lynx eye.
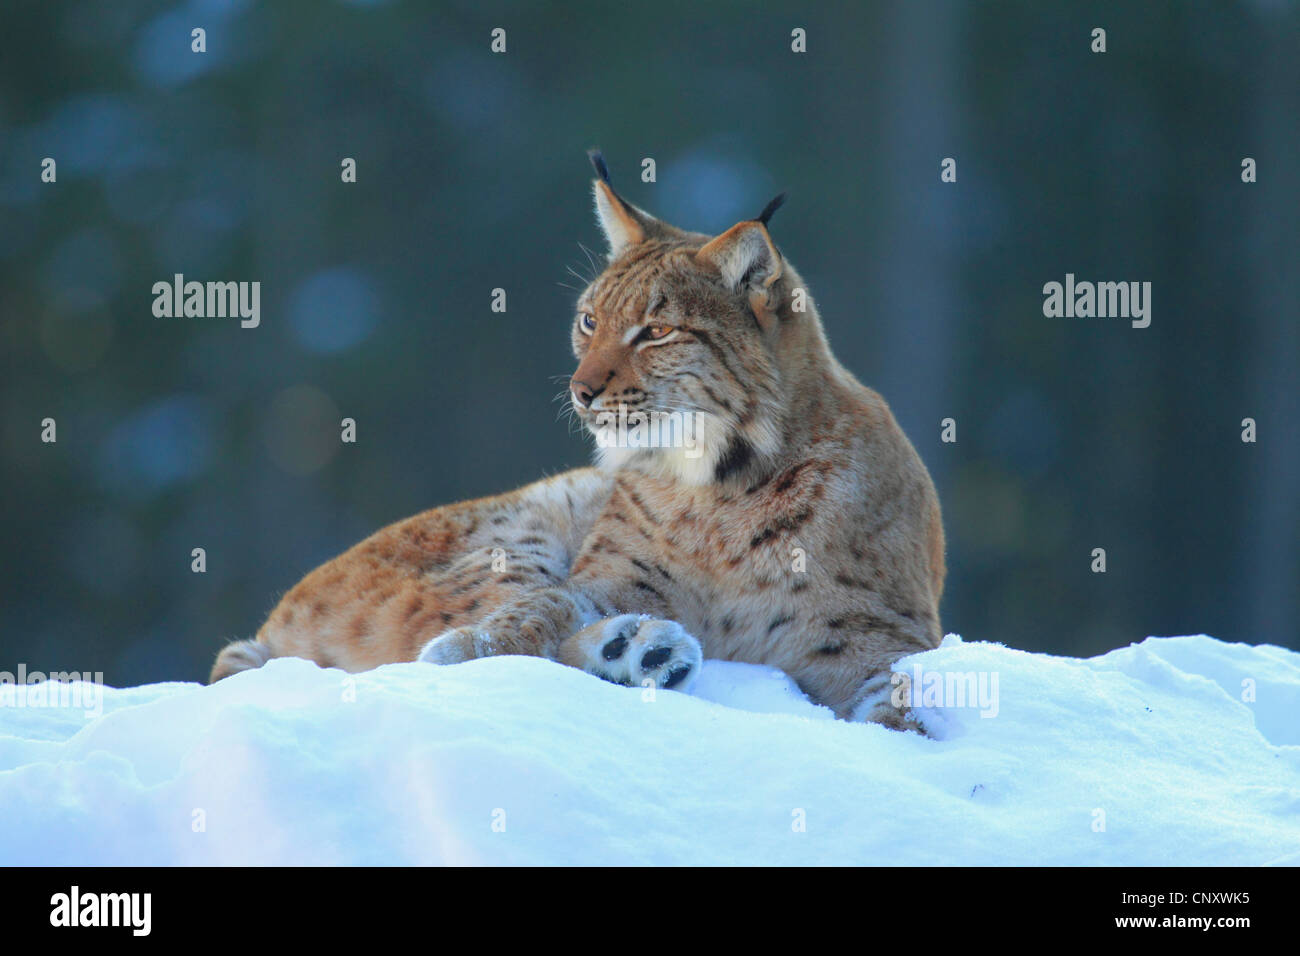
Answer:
[578,312,596,334]
[644,325,675,341]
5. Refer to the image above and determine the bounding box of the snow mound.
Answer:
[1,635,1297,865]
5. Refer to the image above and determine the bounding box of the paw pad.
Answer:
[662,664,693,689]
[587,615,703,694]
[640,646,672,669]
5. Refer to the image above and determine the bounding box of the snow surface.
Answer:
[1,635,1297,865]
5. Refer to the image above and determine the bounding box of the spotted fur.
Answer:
[211,158,946,730]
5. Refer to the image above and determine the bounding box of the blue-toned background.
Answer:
[2,0,1297,684]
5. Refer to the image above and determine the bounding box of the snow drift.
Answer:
[1,634,1297,865]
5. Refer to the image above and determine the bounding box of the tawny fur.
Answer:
[211,168,946,730]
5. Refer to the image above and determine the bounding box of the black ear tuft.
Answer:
[755,191,788,226]
[588,149,611,184]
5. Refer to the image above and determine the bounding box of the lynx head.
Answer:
[571,150,816,487]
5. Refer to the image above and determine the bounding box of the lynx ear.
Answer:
[696,219,783,294]
[589,149,646,257]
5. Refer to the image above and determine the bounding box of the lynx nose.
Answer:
[570,379,603,409]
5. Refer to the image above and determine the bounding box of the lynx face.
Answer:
[569,182,790,486]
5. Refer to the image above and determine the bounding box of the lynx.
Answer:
[211,152,946,729]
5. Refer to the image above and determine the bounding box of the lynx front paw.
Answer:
[849,672,929,734]
[417,627,492,665]
[582,614,702,693]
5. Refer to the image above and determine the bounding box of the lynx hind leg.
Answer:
[558,614,703,693]
[209,638,273,683]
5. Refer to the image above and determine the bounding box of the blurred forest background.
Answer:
[1,0,1296,686]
